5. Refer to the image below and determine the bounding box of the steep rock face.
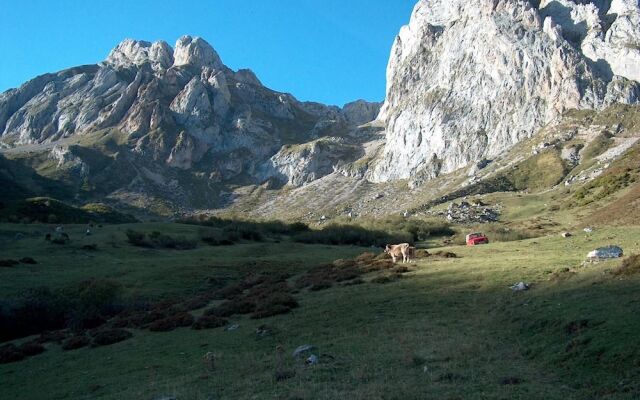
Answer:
[258,137,363,187]
[370,0,640,184]
[0,36,380,188]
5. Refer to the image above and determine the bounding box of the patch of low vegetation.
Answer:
[293,224,413,247]
[0,341,46,364]
[612,254,640,276]
[90,329,132,347]
[148,312,195,332]
[61,335,91,351]
[203,275,299,320]
[570,145,640,207]
[0,279,123,342]
[186,215,454,247]
[182,216,309,239]
[582,132,614,160]
[502,150,569,191]
[125,230,197,250]
[192,315,228,330]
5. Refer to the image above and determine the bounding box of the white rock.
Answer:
[368,0,640,184]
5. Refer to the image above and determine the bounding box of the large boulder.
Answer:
[587,245,624,259]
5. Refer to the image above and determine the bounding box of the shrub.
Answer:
[0,288,67,342]
[613,255,640,276]
[310,282,332,291]
[293,224,413,247]
[148,313,194,332]
[61,279,122,331]
[62,335,91,351]
[0,259,19,267]
[180,295,212,311]
[181,216,310,240]
[36,330,68,344]
[0,344,24,364]
[0,280,123,342]
[251,304,292,319]
[19,341,45,356]
[192,315,228,330]
[91,329,132,347]
[126,230,197,250]
[371,274,402,284]
[125,230,151,247]
[207,299,256,318]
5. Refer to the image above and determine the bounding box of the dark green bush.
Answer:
[91,329,132,347]
[126,230,197,250]
[0,280,123,342]
[293,224,413,247]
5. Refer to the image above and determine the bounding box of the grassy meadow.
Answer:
[1,221,639,399]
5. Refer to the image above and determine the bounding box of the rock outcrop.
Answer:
[370,0,640,184]
[0,36,380,188]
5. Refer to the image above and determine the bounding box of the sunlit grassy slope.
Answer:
[1,222,639,399]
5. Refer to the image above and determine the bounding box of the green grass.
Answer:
[1,222,640,399]
[582,132,614,160]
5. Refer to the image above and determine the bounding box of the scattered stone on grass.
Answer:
[561,232,573,238]
[305,354,319,365]
[203,351,216,372]
[293,344,316,358]
[510,282,530,292]
[226,324,240,331]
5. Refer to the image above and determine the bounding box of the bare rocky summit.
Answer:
[0,36,380,190]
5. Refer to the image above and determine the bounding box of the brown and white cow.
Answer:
[384,243,414,263]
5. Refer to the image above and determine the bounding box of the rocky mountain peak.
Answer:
[173,35,223,70]
[105,39,174,70]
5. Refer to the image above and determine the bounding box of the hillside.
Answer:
[1,222,639,399]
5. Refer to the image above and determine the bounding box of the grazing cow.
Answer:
[384,243,412,263]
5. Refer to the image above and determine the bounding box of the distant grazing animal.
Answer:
[385,243,412,263]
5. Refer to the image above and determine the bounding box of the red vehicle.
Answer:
[466,232,489,246]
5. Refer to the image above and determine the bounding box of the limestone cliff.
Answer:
[370,0,640,185]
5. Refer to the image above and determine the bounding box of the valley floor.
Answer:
[0,223,639,399]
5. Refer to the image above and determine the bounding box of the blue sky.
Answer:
[0,0,416,106]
